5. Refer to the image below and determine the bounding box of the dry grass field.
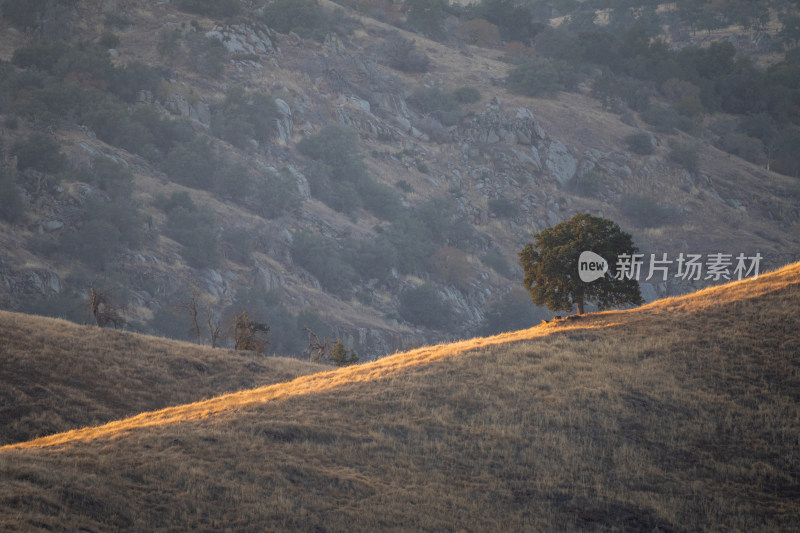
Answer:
[1,262,799,531]
[0,311,325,446]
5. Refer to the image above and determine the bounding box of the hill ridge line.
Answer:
[3,261,797,452]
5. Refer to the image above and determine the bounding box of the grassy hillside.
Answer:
[1,0,799,357]
[0,310,325,446]
[1,262,798,531]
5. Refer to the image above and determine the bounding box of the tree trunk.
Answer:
[576,297,585,315]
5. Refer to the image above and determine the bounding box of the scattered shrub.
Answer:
[380,33,430,73]
[398,283,454,330]
[457,19,501,47]
[186,34,227,78]
[211,87,277,149]
[451,86,481,104]
[12,133,67,174]
[487,197,518,219]
[174,0,241,18]
[161,138,220,189]
[477,290,549,336]
[0,170,25,223]
[262,0,330,41]
[506,57,565,97]
[291,231,358,298]
[479,248,511,278]
[407,88,461,126]
[624,132,655,155]
[567,168,604,197]
[668,139,699,175]
[164,205,221,269]
[620,193,671,228]
[252,170,302,219]
[87,156,133,199]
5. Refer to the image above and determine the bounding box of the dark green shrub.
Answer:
[48,198,150,269]
[0,170,25,223]
[252,170,302,219]
[162,138,220,189]
[174,0,241,18]
[479,248,511,278]
[624,132,655,155]
[291,231,358,298]
[87,156,133,199]
[567,168,604,197]
[164,206,221,269]
[380,33,430,73]
[349,234,399,282]
[507,57,565,97]
[98,32,120,49]
[477,290,549,336]
[154,191,196,213]
[407,0,445,40]
[11,40,69,72]
[222,227,254,266]
[620,193,671,228]
[452,86,481,104]
[211,87,277,149]
[262,0,330,41]
[668,139,699,175]
[331,339,358,366]
[398,283,454,330]
[359,179,403,221]
[383,214,434,274]
[641,104,679,133]
[186,34,227,78]
[407,88,461,126]
[488,197,518,219]
[12,133,67,174]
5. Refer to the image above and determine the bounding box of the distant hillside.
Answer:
[0,309,325,446]
[2,261,798,531]
[0,0,798,359]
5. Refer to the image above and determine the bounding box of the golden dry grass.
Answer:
[0,310,325,446]
[0,263,798,531]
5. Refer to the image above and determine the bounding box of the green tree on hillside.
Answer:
[519,213,643,315]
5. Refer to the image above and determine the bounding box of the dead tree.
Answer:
[304,326,330,364]
[88,285,124,329]
[233,310,270,355]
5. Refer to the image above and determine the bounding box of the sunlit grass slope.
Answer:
[0,310,325,446]
[1,262,799,531]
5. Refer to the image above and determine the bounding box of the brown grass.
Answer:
[0,311,325,446]
[0,263,799,531]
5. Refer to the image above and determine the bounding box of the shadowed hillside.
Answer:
[0,310,325,446]
[1,262,798,531]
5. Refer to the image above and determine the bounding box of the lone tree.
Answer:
[519,213,643,315]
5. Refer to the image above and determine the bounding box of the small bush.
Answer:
[164,206,221,269]
[0,171,25,223]
[624,132,655,155]
[211,87,277,149]
[12,133,67,174]
[174,0,241,18]
[407,88,461,126]
[262,0,330,41]
[87,156,133,199]
[506,57,565,97]
[487,197,518,219]
[380,33,429,73]
[457,19,501,47]
[668,139,699,175]
[568,168,604,197]
[620,193,671,228]
[291,231,358,298]
[162,138,220,190]
[480,249,511,278]
[252,170,302,219]
[186,34,227,78]
[641,104,679,133]
[398,283,454,330]
[452,86,481,104]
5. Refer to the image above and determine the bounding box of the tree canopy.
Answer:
[519,213,643,315]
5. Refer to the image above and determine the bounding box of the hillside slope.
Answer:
[0,309,325,446]
[1,262,798,531]
[0,0,798,357]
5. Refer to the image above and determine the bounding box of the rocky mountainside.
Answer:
[0,0,798,359]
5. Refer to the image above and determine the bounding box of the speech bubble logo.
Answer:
[578,251,608,282]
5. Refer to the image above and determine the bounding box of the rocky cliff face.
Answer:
[0,0,797,359]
